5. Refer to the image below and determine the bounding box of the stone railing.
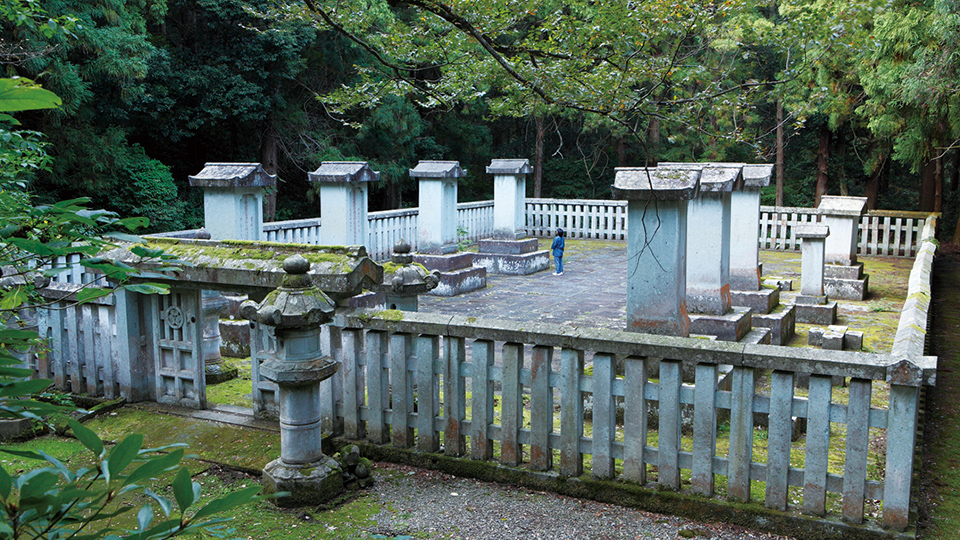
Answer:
[263,217,322,244]
[326,305,934,535]
[759,207,931,258]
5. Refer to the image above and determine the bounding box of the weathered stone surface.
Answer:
[763,278,793,291]
[477,238,539,255]
[808,327,825,346]
[307,161,379,183]
[824,263,864,280]
[822,329,844,350]
[472,251,549,275]
[688,307,752,342]
[413,252,476,272]
[731,287,780,314]
[219,319,251,358]
[751,305,795,346]
[825,275,869,301]
[612,167,700,200]
[188,162,276,188]
[409,160,467,178]
[428,266,487,296]
[844,330,864,351]
[263,456,343,507]
[795,300,837,325]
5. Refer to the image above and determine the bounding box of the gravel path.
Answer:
[366,463,796,540]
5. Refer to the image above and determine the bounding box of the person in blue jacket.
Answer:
[551,228,566,275]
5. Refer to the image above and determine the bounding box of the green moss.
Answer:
[381,261,428,274]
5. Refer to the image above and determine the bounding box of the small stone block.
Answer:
[751,305,796,346]
[472,250,550,275]
[808,327,825,346]
[742,327,771,345]
[824,263,864,280]
[795,294,827,306]
[477,238,539,255]
[824,276,869,301]
[795,301,838,325]
[763,278,793,291]
[822,330,844,350]
[413,252,476,272]
[731,287,780,314]
[688,307,753,342]
[827,325,849,333]
[844,330,864,351]
[428,266,487,296]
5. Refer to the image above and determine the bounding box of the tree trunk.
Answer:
[919,158,937,212]
[776,99,784,206]
[952,148,959,192]
[815,125,831,207]
[534,115,545,198]
[260,118,279,222]
[647,115,661,166]
[935,154,944,213]
[617,135,627,167]
[864,150,883,210]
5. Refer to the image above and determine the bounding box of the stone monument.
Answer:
[308,161,379,246]
[793,224,838,324]
[409,161,486,295]
[818,195,870,300]
[473,159,549,274]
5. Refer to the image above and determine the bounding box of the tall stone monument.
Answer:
[794,224,838,324]
[308,161,379,246]
[819,195,870,300]
[473,159,549,275]
[612,167,698,337]
[409,161,486,295]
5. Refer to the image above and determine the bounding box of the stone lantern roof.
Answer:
[409,161,467,178]
[742,164,774,188]
[382,240,440,296]
[188,162,277,188]
[239,255,336,330]
[486,159,534,175]
[818,195,868,216]
[308,161,380,183]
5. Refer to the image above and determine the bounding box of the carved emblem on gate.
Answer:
[163,306,185,329]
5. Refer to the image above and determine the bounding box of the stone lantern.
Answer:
[240,254,343,506]
[383,240,440,311]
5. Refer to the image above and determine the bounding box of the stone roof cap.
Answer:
[188,163,277,188]
[486,159,534,175]
[742,164,774,188]
[611,167,700,200]
[409,161,467,178]
[308,161,380,183]
[818,195,868,216]
[795,224,830,239]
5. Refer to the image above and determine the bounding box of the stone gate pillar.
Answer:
[410,161,465,254]
[308,161,379,246]
[730,165,774,290]
[613,167,699,337]
[819,195,870,300]
[188,162,276,241]
[795,224,838,325]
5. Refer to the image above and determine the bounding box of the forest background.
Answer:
[3,0,959,237]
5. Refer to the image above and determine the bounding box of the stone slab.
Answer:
[795,301,838,325]
[742,327,772,345]
[477,238,540,255]
[763,278,793,291]
[688,307,752,342]
[472,250,550,275]
[825,275,869,301]
[731,287,780,314]
[348,291,386,309]
[751,305,796,346]
[822,329,844,350]
[795,294,827,305]
[824,263,864,280]
[808,327,825,346]
[428,266,487,297]
[844,330,864,351]
[413,252,476,272]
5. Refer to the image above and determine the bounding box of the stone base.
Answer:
[263,456,344,507]
[413,252,487,296]
[219,319,251,358]
[825,262,864,280]
[688,307,753,342]
[825,275,869,301]
[808,325,864,351]
[763,278,793,291]
[384,294,418,312]
[741,327,771,345]
[477,238,539,255]
[0,418,34,441]
[794,298,838,325]
[730,287,780,315]
[751,305,796,346]
[205,363,239,385]
[472,250,549,275]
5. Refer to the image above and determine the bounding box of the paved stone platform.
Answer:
[419,239,912,352]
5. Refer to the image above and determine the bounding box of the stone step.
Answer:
[740,327,772,345]
[751,304,795,345]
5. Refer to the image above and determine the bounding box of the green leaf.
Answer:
[0,288,29,310]
[8,237,55,256]
[68,418,104,458]
[106,433,144,480]
[38,450,74,481]
[172,467,194,513]
[75,288,113,303]
[137,503,154,531]
[122,283,171,295]
[122,449,184,487]
[0,466,9,498]
[190,485,263,521]
[145,487,173,517]
[0,78,62,112]
[103,232,146,243]
[0,448,45,460]
[130,246,166,259]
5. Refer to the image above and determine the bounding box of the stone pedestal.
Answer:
[240,255,344,507]
[412,252,486,296]
[201,289,234,384]
[473,159,550,274]
[794,225,838,324]
[308,161,379,246]
[613,167,698,337]
[819,196,870,300]
[381,240,439,310]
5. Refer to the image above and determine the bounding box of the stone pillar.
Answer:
[410,161,466,254]
[240,255,343,506]
[819,196,867,266]
[730,165,774,290]
[488,159,533,240]
[798,225,829,297]
[613,167,699,337]
[684,167,739,315]
[308,161,380,246]
[188,163,276,241]
[795,224,838,325]
[818,196,870,300]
